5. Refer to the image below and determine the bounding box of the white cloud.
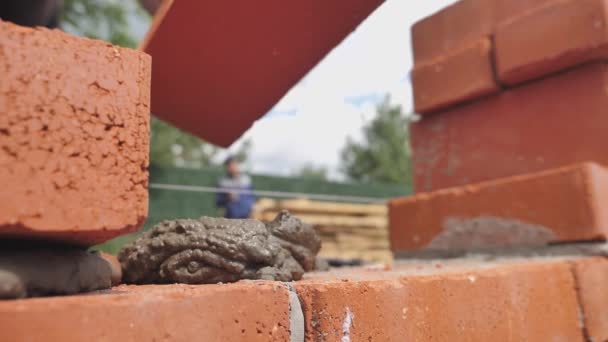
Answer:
[228,0,458,181]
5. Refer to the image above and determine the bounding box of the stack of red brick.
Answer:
[390,0,608,253]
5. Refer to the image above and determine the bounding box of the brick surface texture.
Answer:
[412,0,494,65]
[0,21,151,245]
[390,163,608,252]
[412,63,608,192]
[4,257,608,341]
[296,259,584,341]
[412,38,499,114]
[411,0,608,112]
[0,282,291,342]
[572,257,608,342]
[2,258,603,341]
[495,0,608,85]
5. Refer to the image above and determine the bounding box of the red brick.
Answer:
[413,38,499,114]
[144,0,383,147]
[495,0,608,85]
[410,0,561,111]
[0,283,291,342]
[0,21,151,245]
[493,0,559,24]
[412,0,494,65]
[412,0,558,66]
[412,62,608,192]
[296,260,584,341]
[572,257,608,342]
[390,163,608,252]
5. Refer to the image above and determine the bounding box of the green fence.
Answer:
[96,165,411,254]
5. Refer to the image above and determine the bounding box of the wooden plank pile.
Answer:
[252,198,392,263]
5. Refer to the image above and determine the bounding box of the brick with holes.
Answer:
[0,20,151,245]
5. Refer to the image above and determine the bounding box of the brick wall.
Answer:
[2,257,608,341]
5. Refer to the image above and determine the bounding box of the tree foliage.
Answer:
[294,163,329,181]
[149,118,221,168]
[340,97,412,185]
[62,0,146,48]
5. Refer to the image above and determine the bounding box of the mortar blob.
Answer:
[118,210,322,284]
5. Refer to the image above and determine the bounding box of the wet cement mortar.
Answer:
[118,210,322,284]
[0,248,113,299]
[428,216,556,251]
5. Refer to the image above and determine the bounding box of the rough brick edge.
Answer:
[587,163,608,234]
[139,0,174,51]
[569,257,608,342]
[411,0,494,66]
[391,162,608,252]
[135,36,152,232]
[295,260,585,341]
[0,23,152,246]
[2,259,606,341]
[494,0,608,86]
[412,37,501,114]
[0,282,292,342]
[0,227,134,247]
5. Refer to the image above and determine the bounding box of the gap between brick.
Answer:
[394,242,608,261]
[341,307,354,342]
[285,283,304,342]
[567,262,593,342]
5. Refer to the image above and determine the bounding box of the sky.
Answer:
[218,0,458,180]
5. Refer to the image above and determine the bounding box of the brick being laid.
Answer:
[0,21,151,245]
[412,38,500,114]
[412,62,608,192]
[143,0,384,147]
[390,163,608,253]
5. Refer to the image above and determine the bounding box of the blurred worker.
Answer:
[216,156,256,219]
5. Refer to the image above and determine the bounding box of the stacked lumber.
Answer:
[252,198,391,263]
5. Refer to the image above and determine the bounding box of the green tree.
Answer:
[232,138,253,165]
[340,97,412,185]
[294,163,329,181]
[62,0,147,48]
[149,118,223,168]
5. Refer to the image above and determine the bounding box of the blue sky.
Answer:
[216,1,458,180]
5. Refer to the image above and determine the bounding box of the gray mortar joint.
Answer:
[285,283,305,342]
